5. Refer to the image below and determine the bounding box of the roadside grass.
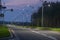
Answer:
[0,25,10,38]
[36,27,60,32]
[18,26,60,32]
[16,25,60,32]
[51,28,60,32]
[36,27,50,30]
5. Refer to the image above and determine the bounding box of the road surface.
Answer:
[7,25,60,40]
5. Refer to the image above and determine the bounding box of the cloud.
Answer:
[5,0,39,6]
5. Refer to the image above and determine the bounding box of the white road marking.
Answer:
[32,31,57,40]
[10,29,20,40]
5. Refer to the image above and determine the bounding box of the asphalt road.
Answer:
[7,25,60,40]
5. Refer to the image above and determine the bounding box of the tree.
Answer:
[31,1,60,27]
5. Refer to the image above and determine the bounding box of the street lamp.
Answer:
[40,0,51,27]
[3,9,13,25]
[11,9,25,27]
[40,0,44,27]
[0,0,13,25]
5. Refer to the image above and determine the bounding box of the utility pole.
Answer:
[40,0,50,27]
[39,0,44,27]
[0,0,6,25]
[0,0,13,25]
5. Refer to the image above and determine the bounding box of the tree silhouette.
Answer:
[31,2,60,27]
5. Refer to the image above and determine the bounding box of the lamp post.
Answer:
[40,0,44,27]
[0,0,13,25]
[40,0,51,27]
[11,9,25,27]
[0,0,7,25]
[3,9,13,25]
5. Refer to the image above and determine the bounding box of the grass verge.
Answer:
[16,25,60,32]
[0,25,10,38]
[36,27,60,32]
[51,28,60,32]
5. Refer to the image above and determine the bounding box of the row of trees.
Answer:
[31,1,60,27]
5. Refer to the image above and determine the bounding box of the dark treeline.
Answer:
[31,1,60,27]
[0,21,31,26]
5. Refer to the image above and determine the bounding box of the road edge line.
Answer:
[10,29,20,40]
[32,31,57,40]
